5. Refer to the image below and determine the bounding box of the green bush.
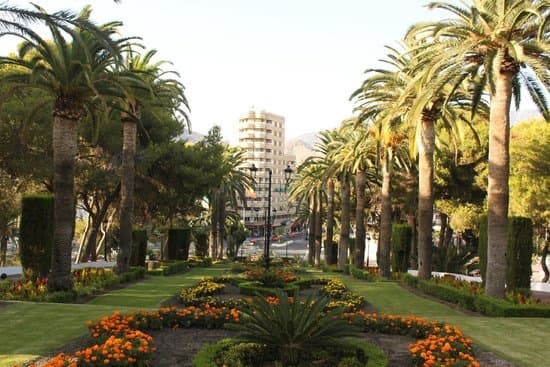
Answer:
[147,261,188,276]
[349,265,375,281]
[507,217,533,291]
[20,195,54,278]
[189,257,213,267]
[130,229,147,267]
[167,228,192,260]
[238,281,299,297]
[193,338,235,367]
[390,224,412,273]
[478,214,488,284]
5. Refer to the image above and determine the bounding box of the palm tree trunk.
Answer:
[48,116,77,291]
[485,71,513,298]
[325,178,335,265]
[308,194,316,265]
[216,189,225,259]
[354,169,367,268]
[209,190,218,258]
[0,230,8,267]
[379,154,392,278]
[407,214,417,270]
[338,173,351,270]
[314,188,322,267]
[117,119,137,274]
[417,117,435,280]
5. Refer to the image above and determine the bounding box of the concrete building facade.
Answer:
[237,109,295,236]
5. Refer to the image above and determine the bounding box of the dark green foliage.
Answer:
[167,228,191,260]
[220,342,271,367]
[19,195,54,278]
[130,230,148,267]
[478,214,488,283]
[390,224,412,273]
[507,217,533,291]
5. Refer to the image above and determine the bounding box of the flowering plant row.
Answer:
[343,311,479,367]
[319,279,365,312]
[16,305,240,367]
[179,279,226,305]
[0,268,136,302]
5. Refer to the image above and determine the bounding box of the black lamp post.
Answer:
[249,163,293,270]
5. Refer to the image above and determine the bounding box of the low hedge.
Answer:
[192,338,388,367]
[148,261,189,276]
[237,280,300,296]
[189,257,213,267]
[403,274,550,317]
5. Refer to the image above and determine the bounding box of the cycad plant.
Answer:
[227,290,360,366]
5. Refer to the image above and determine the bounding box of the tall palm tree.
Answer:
[289,158,324,266]
[351,56,410,278]
[315,129,340,265]
[0,12,125,291]
[114,49,189,272]
[215,147,251,258]
[408,0,550,297]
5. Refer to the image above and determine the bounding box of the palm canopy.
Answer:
[0,3,123,61]
[0,7,130,120]
[113,48,190,132]
[406,0,550,120]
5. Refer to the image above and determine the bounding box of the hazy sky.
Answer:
[2,1,530,143]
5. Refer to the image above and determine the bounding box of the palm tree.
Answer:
[351,57,410,278]
[0,12,125,291]
[408,0,550,297]
[215,147,251,259]
[289,158,324,266]
[315,129,340,265]
[114,49,189,273]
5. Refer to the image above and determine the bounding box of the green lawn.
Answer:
[0,265,229,367]
[335,274,550,367]
[3,265,549,367]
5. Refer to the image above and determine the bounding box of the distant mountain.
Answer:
[177,131,205,143]
[286,132,321,166]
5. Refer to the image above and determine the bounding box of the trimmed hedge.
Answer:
[237,280,300,297]
[20,195,54,278]
[131,229,147,267]
[507,217,533,291]
[147,261,189,276]
[391,224,412,273]
[403,274,550,317]
[167,228,192,260]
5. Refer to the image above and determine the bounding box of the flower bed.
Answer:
[0,267,145,303]
[16,305,241,367]
[344,311,479,367]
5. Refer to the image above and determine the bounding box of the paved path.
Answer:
[0,261,116,277]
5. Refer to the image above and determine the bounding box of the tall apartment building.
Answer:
[237,109,296,236]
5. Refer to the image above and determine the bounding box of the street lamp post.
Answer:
[249,164,293,271]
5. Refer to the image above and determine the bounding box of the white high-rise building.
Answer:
[237,109,295,236]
